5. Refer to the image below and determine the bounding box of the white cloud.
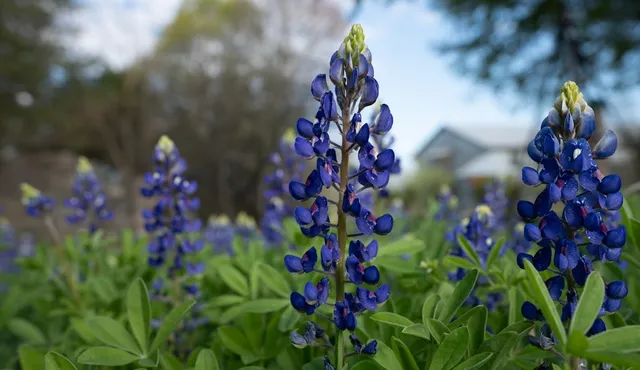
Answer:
[61,0,182,69]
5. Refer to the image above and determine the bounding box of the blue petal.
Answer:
[296,118,315,138]
[593,130,617,159]
[311,74,329,101]
[606,281,628,299]
[522,167,540,186]
[598,174,621,194]
[359,76,379,110]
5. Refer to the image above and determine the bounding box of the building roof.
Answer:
[415,123,536,159]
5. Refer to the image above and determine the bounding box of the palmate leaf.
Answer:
[126,278,151,354]
[437,269,479,323]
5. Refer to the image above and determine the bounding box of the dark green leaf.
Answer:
[70,318,96,343]
[581,350,640,367]
[437,269,479,323]
[477,331,518,369]
[258,263,290,298]
[567,330,588,357]
[232,299,289,314]
[217,326,255,357]
[426,318,451,344]
[91,276,118,304]
[451,352,494,370]
[587,325,640,353]
[422,294,440,325]
[250,263,260,300]
[466,306,488,356]
[486,236,505,269]
[523,259,566,347]
[127,278,151,353]
[569,271,604,338]
[391,337,419,370]
[370,312,413,328]
[149,300,196,353]
[278,306,300,332]
[402,324,430,340]
[351,360,383,370]
[372,340,402,370]
[500,321,534,335]
[159,353,183,370]
[86,317,141,354]
[456,234,481,266]
[216,264,249,296]
[429,326,469,370]
[77,347,140,366]
[195,349,219,370]
[8,318,47,345]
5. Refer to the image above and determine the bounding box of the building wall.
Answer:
[415,129,484,172]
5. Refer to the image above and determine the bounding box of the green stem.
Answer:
[335,97,352,370]
[44,215,81,307]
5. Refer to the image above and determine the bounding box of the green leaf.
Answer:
[466,306,488,356]
[377,235,424,257]
[8,318,47,345]
[369,312,413,328]
[77,347,140,366]
[216,264,249,296]
[476,331,518,369]
[456,234,481,266]
[18,345,45,370]
[451,352,494,370]
[159,353,183,370]
[234,299,290,314]
[258,263,290,298]
[138,349,159,367]
[581,350,640,367]
[149,300,196,353]
[371,340,402,370]
[567,330,588,357]
[351,360,383,370]
[569,271,605,338]
[508,287,519,325]
[500,321,534,335]
[587,325,640,353]
[207,295,247,307]
[91,276,119,304]
[426,318,451,344]
[523,259,566,347]
[217,326,255,357]
[391,337,419,370]
[402,324,430,340]
[429,326,469,370]
[422,294,440,325]
[44,352,77,370]
[250,263,260,300]
[195,349,219,370]
[278,306,300,332]
[70,317,96,343]
[127,278,151,353]
[486,236,505,269]
[86,317,141,354]
[443,256,476,270]
[437,269,479,323]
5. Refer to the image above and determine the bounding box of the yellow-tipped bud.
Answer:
[516,222,526,233]
[76,156,93,174]
[343,24,367,66]
[20,183,41,204]
[449,196,458,209]
[209,214,231,225]
[157,135,175,155]
[555,81,585,114]
[475,205,493,221]
[236,211,256,227]
[282,128,296,144]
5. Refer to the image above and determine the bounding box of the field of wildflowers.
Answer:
[1,24,640,370]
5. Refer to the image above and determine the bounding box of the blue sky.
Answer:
[68,0,640,176]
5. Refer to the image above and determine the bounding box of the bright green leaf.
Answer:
[8,318,47,345]
[86,317,141,355]
[149,300,196,353]
[216,264,249,296]
[486,237,505,269]
[456,234,481,266]
[77,347,140,366]
[160,353,183,370]
[278,306,300,332]
[426,318,451,344]
[258,263,290,298]
[569,271,605,338]
[369,312,413,328]
[429,326,469,370]
[207,295,247,307]
[377,235,424,257]
[127,278,151,353]
[18,345,45,370]
[371,340,402,370]
[422,294,440,325]
[567,330,588,357]
[500,321,534,335]
[451,352,494,370]
[217,326,255,357]
[250,263,260,300]
[523,259,566,347]
[443,256,476,270]
[233,299,289,314]
[391,337,419,370]
[195,349,219,370]
[91,276,119,304]
[437,269,479,323]
[44,352,77,370]
[587,325,640,353]
[582,350,640,367]
[402,324,430,340]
